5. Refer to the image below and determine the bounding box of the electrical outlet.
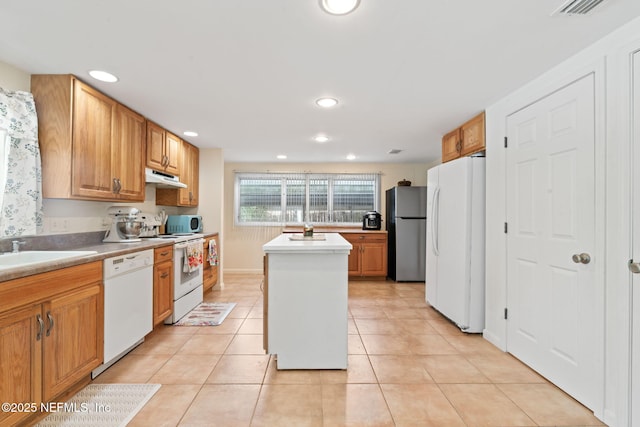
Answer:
[50,218,69,232]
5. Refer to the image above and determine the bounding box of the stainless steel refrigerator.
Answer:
[386,186,428,281]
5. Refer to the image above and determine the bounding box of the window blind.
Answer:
[235,172,380,225]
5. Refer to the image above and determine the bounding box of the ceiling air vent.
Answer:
[552,0,607,15]
[388,149,403,155]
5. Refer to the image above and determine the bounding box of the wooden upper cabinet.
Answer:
[32,74,146,201]
[441,128,462,163]
[146,121,180,176]
[441,111,485,163]
[156,139,199,207]
[71,80,116,199]
[112,104,146,200]
[180,141,199,206]
[460,111,485,156]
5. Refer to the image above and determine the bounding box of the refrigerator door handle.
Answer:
[431,187,440,256]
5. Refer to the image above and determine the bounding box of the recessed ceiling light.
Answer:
[316,97,338,108]
[277,154,287,160]
[314,135,330,143]
[88,70,118,83]
[183,131,198,137]
[320,0,360,15]
[346,153,356,160]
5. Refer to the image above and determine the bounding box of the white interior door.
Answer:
[631,50,640,426]
[506,74,600,410]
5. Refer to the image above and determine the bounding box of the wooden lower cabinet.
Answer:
[153,246,174,326]
[42,284,102,401]
[341,233,388,279]
[0,305,42,427]
[0,262,103,427]
[202,235,219,293]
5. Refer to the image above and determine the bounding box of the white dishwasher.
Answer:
[92,249,154,378]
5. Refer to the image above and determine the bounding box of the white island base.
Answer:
[263,233,352,370]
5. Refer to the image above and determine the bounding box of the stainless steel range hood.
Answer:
[145,168,187,188]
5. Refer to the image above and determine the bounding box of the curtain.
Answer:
[0,88,43,237]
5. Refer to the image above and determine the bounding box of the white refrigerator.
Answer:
[426,156,485,333]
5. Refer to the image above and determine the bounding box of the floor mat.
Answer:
[35,383,161,427]
[174,302,237,326]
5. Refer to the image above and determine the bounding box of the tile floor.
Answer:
[94,273,605,426]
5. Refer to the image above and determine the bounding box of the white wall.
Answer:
[197,148,225,279]
[0,61,30,91]
[484,16,640,426]
[224,161,436,272]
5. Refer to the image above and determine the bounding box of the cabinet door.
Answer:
[113,104,146,201]
[154,260,173,326]
[347,242,362,276]
[361,242,387,276]
[460,112,485,156]
[72,80,117,199]
[42,284,103,401]
[179,141,199,206]
[146,121,166,171]
[442,128,461,163]
[0,305,42,427]
[165,132,181,176]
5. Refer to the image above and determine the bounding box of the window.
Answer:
[235,172,380,225]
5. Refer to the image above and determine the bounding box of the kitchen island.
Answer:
[263,232,351,369]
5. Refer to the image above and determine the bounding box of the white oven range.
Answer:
[149,233,205,323]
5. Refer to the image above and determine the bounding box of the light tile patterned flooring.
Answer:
[94,273,605,426]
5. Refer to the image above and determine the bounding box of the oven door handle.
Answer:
[174,238,205,250]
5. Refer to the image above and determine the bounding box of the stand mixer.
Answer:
[103,206,143,243]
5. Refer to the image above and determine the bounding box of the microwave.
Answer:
[166,215,203,234]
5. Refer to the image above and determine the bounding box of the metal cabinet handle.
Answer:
[160,272,169,279]
[112,178,119,193]
[628,259,640,274]
[46,311,54,337]
[36,314,44,341]
[572,253,591,264]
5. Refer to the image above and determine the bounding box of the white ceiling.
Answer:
[1,1,639,164]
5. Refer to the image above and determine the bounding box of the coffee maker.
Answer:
[362,211,382,230]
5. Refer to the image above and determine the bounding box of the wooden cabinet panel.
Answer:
[153,246,173,326]
[361,243,387,276]
[153,261,173,326]
[147,123,180,176]
[460,111,485,156]
[113,104,146,201]
[71,79,116,199]
[441,111,485,163]
[165,132,181,175]
[156,140,199,207]
[146,121,167,171]
[203,235,219,293]
[0,305,42,427]
[42,284,103,401]
[442,128,461,163]
[341,233,388,279]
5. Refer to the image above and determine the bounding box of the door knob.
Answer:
[629,259,640,274]
[572,253,591,264]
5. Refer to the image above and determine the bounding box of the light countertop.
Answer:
[263,232,352,254]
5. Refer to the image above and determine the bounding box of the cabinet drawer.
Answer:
[342,233,387,243]
[154,245,173,263]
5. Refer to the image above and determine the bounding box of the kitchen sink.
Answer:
[0,250,98,270]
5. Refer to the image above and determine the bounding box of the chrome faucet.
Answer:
[11,240,26,253]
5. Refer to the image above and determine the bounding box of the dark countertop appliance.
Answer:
[362,211,382,230]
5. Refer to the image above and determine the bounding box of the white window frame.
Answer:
[234,172,381,226]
